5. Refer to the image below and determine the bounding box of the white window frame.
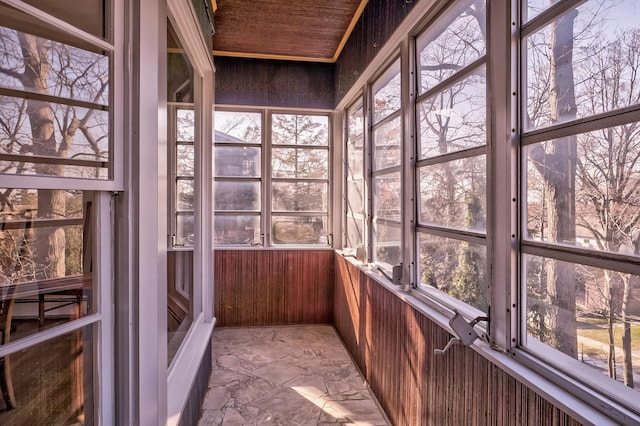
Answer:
[0,0,124,423]
[214,106,334,249]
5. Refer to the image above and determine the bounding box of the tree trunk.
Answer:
[529,9,579,357]
[621,273,635,388]
[18,33,67,280]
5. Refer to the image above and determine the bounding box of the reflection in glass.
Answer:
[525,125,640,256]
[416,0,486,94]
[0,188,94,340]
[419,156,486,231]
[418,233,487,311]
[167,250,192,366]
[215,146,261,177]
[0,26,109,105]
[272,182,327,212]
[272,114,328,146]
[176,179,194,210]
[372,59,401,123]
[417,68,486,159]
[177,144,194,176]
[346,216,364,249]
[373,116,402,170]
[347,141,364,178]
[0,96,109,179]
[524,255,639,392]
[272,216,327,245]
[524,0,640,131]
[347,179,365,215]
[215,111,262,144]
[348,101,364,141]
[214,215,261,245]
[177,109,195,141]
[373,173,402,221]
[272,148,328,179]
[176,214,194,247]
[373,223,401,266]
[214,181,260,211]
[0,325,96,424]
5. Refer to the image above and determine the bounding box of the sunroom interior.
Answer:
[0,0,639,425]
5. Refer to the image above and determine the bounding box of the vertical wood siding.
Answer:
[214,57,335,109]
[214,250,334,326]
[333,254,583,426]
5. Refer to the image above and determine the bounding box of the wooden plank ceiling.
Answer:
[212,0,368,63]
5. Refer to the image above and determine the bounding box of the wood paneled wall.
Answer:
[333,254,582,425]
[214,57,335,109]
[214,250,333,326]
[334,0,419,105]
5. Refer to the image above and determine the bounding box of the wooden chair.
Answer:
[0,285,17,410]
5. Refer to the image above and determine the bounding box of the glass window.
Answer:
[345,99,365,253]
[520,0,640,411]
[372,59,401,124]
[271,113,330,246]
[214,110,263,246]
[0,24,111,180]
[415,0,487,312]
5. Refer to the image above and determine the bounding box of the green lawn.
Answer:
[578,324,640,351]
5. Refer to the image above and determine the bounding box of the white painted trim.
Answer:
[166,315,215,426]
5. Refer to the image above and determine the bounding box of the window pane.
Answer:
[215,111,262,144]
[347,179,365,216]
[524,0,640,131]
[177,144,194,176]
[176,179,194,210]
[272,216,328,245]
[214,181,260,211]
[0,25,109,105]
[215,146,261,177]
[272,182,328,212]
[177,109,195,141]
[167,250,193,366]
[418,156,486,232]
[373,173,401,221]
[523,0,552,23]
[416,0,486,94]
[372,59,401,123]
[0,325,96,424]
[524,125,640,256]
[417,67,486,159]
[346,215,364,249]
[373,223,401,266]
[176,214,194,246]
[348,100,364,140]
[0,188,95,339]
[347,140,364,178]
[272,148,328,179]
[524,254,640,395]
[272,114,329,146]
[0,96,109,179]
[418,233,487,311]
[214,215,261,245]
[373,116,402,170]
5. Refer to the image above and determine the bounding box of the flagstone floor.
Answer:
[198,325,390,425]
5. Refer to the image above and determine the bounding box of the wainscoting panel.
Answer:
[214,250,333,326]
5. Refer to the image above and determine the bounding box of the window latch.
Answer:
[434,311,490,356]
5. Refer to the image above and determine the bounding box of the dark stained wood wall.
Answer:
[214,57,335,109]
[214,250,333,326]
[333,254,583,426]
[334,0,420,105]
